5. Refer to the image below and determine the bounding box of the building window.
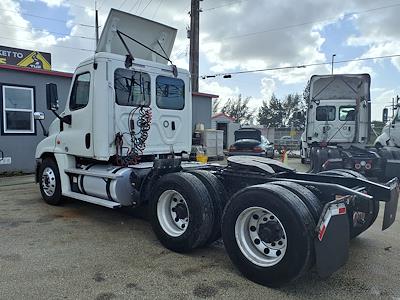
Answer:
[2,85,35,134]
[156,76,185,110]
[69,72,91,111]
[114,68,151,107]
[316,106,336,121]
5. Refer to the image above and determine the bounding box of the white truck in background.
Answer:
[301,74,400,180]
[375,104,400,148]
[32,10,399,287]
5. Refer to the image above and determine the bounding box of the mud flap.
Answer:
[383,178,400,230]
[314,203,350,278]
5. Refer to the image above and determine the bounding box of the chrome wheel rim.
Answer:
[41,167,56,197]
[235,207,287,267]
[157,190,189,237]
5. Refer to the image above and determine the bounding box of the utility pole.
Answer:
[331,54,336,75]
[189,0,201,92]
[95,1,99,47]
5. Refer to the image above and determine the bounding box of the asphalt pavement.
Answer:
[0,160,399,299]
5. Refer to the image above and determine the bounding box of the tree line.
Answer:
[213,82,309,128]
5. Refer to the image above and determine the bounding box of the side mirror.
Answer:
[33,112,45,120]
[46,83,59,111]
[383,108,389,123]
[33,112,48,137]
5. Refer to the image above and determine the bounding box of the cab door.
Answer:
[57,67,93,157]
[149,74,191,154]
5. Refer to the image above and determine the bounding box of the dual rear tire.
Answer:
[149,171,226,253]
[150,172,321,286]
[221,183,317,287]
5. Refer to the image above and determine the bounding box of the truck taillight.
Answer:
[355,163,361,170]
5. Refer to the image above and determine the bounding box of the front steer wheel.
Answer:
[149,172,214,253]
[222,183,315,287]
[38,158,63,205]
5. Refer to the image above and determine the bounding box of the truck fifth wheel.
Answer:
[34,9,399,287]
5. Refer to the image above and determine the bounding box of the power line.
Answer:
[118,0,129,10]
[135,0,143,13]
[0,7,95,27]
[0,22,95,40]
[65,1,95,11]
[152,0,164,19]
[202,0,250,12]
[140,0,154,15]
[221,2,400,40]
[0,35,95,52]
[201,53,400,78]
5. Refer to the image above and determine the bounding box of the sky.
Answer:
[1,0,400,121]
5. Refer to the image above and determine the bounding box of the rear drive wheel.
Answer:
[38,158,62,205]
[149,172,214,253]
[270,181,323,222]
[319,169,379,239]
[222,184,315,287]
[188,170,227,245]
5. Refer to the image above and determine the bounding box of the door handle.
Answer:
[171,121,176,131]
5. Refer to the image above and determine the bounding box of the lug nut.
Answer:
[250,226,256,232]
[254,238,260,245]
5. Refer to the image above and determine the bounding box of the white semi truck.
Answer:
[34,10,399,287]
[375,104,400,148]
[301,74,400,180]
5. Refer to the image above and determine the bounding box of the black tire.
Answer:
[188,170,227,245]
[319,170,379,239]
[270,181,323,222]
[222,184,315,287]
[38,158,63,205]
[149,172,214,253]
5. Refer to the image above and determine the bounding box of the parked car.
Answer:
[228,128,274,158]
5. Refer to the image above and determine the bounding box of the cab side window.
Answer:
[316,106,335,121]
[69,72,91,111]
[156,76,185,110]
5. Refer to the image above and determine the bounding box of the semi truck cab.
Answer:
[375,106,400,148]
[301,74,371,162]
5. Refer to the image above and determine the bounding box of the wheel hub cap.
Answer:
[235,207,287,267]
[258,221,284,244]
[41,167,56,197]
[157,190,189,237]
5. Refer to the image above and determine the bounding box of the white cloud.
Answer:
[39,0,64,7]
[199,80,240,102]
[260,77,276,101]
[371,88,399,121]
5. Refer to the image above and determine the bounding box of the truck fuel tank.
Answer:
[76,165,137,206]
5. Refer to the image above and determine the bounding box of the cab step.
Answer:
[63,191,121,209]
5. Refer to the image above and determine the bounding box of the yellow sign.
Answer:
[290,130,296,137]
[0,58,5,64]
[17,51,51,70]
